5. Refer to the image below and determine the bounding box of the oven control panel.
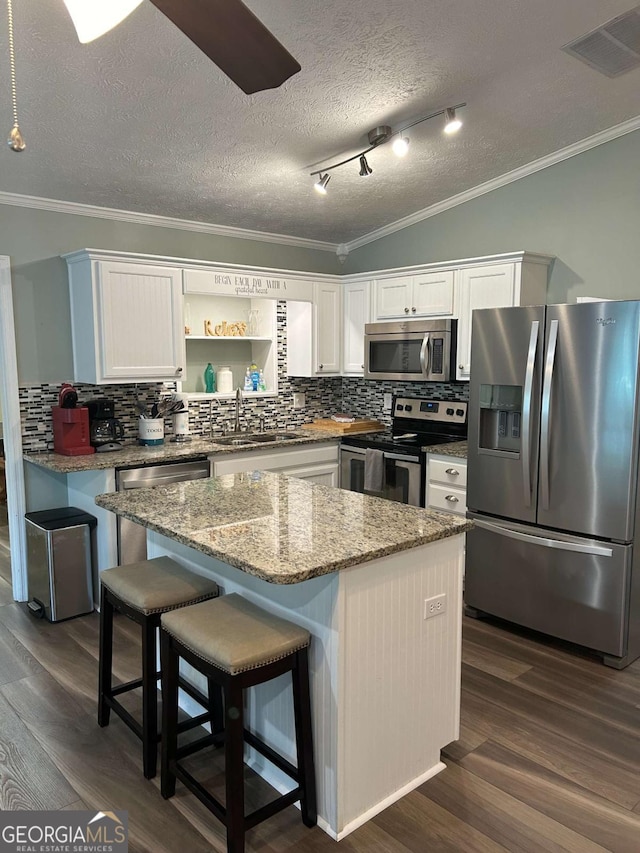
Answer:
[394,397,467,424]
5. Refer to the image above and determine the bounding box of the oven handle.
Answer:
[420,334,430,376]
[341,446,421,464]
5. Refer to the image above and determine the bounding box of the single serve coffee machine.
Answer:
[52,383,94,456]
[86,398,124,452]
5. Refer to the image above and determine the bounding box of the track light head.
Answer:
[392,135,410,157]
[358,154,373,177]
[444,107,462,134]
[314,173,331,194]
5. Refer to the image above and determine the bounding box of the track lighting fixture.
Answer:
[309,103,465,194]
[358,154,373,176]
[443,107,462,134]
[314,173,331,194]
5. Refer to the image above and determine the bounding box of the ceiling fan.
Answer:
[63,0,302,95]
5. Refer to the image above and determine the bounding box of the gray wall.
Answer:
[343,130,640,305]
[0,204,340,384]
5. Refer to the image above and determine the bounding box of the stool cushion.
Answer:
[161,593,310,674]
[100,556,218,615]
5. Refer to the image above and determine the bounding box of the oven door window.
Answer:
[368,338,424,376]
[345,455,421,506]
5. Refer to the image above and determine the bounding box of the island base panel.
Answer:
[147,530,464,839]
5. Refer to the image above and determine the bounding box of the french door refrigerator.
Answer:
[466,300,640,669]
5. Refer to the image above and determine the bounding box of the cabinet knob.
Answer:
[411,307,416,313]
[458,364,464,370]
[361,363,364,369]
[445,468,459,476]
[445,495,459,503]
[319,363,324,369]
[176,367,183,374]
[404,307,410,314]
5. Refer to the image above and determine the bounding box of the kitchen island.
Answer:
[95,471,471,840]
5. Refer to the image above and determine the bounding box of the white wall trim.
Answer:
[0,257,27,601]
[0,190,338,254]
[346,115,640,251]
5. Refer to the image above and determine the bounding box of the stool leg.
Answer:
[98,584,113,728]
[292,647,317,827]
[142,618,158,779]
[207,677,224,736]
[224,680,245,853]
[161,629,179,799]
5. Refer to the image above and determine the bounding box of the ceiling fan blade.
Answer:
[148,0,301,94]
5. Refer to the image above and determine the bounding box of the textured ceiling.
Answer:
[0,0,639,245]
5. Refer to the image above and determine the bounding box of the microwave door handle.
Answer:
[540,319,558,511]
[420,334,430,376]
[521,320,539,508]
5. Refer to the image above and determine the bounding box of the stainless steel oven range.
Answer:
[340,396,467,507]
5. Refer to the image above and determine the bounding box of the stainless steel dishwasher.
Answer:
[115,458,210,565]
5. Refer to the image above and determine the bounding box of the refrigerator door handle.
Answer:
[540,318,559,511]
[420,334,430,376]
[473,519,613,557]
[521,320,539,507]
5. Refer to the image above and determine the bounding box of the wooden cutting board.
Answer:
[302,418,385,434]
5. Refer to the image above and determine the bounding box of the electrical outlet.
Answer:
[293,392,306,409]
[383,393,393,411]
[424,593,447,620]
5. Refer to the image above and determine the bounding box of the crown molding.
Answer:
[346,115,640,252]
[0,190,338,254]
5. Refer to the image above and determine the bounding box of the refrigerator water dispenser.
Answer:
[478,384,522,453]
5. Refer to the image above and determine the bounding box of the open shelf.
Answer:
[186,335,271,341]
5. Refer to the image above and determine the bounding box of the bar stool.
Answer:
[160,593,317,853]
[98,556,220,779]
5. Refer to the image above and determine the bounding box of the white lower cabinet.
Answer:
[426,454,467,516]
[210,442,340,480]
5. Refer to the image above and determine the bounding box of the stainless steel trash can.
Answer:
[25,507,97,622]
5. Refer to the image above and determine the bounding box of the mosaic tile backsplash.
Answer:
[20,302,468,452]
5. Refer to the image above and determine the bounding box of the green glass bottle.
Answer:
[204,363,216,393]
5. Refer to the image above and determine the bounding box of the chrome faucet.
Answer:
[234,387,243,433]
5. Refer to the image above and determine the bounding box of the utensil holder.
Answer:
[139,418,164,446]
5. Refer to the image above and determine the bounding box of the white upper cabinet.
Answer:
[374,271,454,320]
[287,281,342,377]
[454,258,549,380]
[342,281,371,375]
[65,252,185,384]
[315,282,342,373]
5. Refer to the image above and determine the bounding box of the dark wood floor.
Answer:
[1,542,639,852]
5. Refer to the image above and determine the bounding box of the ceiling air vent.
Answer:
[563,5,640,77]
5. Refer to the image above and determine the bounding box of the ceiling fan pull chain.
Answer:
[6,0,25,152]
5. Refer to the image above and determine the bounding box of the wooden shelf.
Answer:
[185,335,271,341]
[186,391,277,401]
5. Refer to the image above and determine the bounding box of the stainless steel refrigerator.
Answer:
[466,300,640,669]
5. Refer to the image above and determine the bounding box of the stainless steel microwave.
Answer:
[364,319,457,381]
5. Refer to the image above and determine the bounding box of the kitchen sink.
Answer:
[247,432,302,443]
[213,432,302,447]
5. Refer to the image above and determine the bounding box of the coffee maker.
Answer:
[52,384,95,456]
[86,398,124,451]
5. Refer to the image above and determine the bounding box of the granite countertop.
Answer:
[95,471,472,584]
[23,429,342,474]
[422,440,468,459]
